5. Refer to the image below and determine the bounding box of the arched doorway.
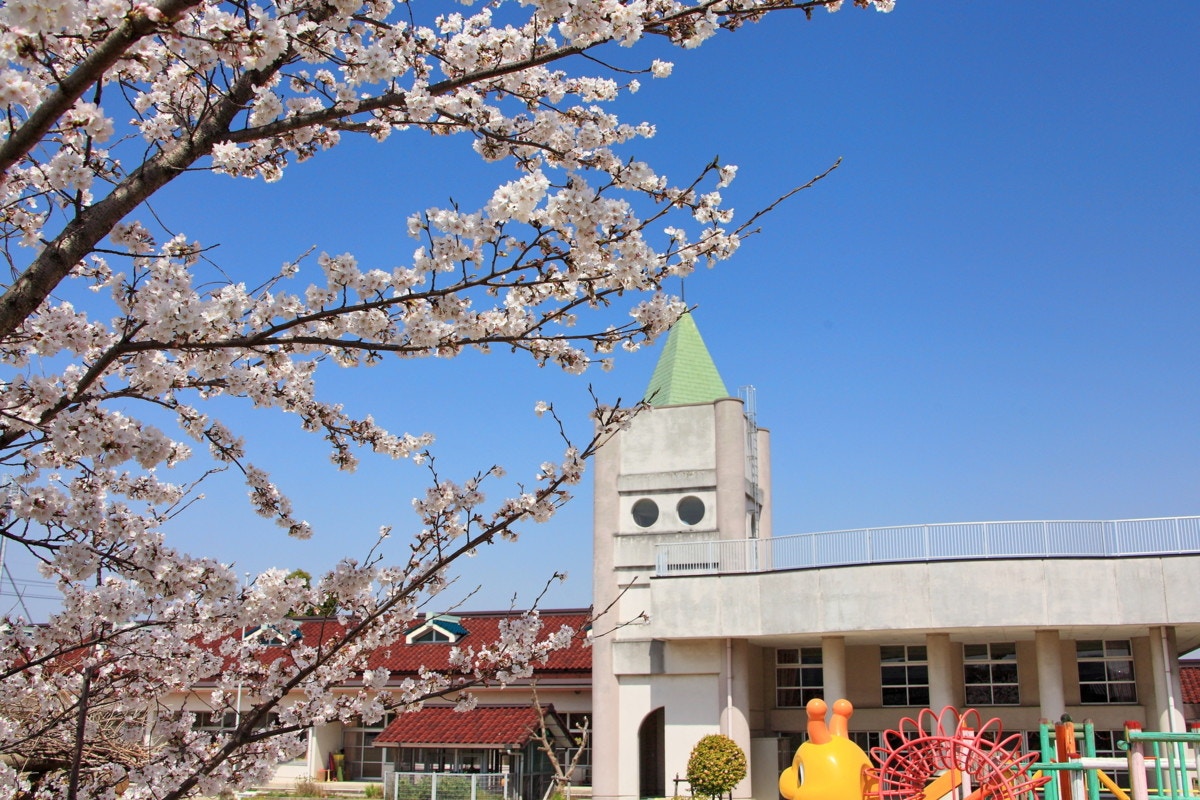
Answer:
[638,707,665,798]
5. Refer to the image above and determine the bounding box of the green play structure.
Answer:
[1033,718,1200,800]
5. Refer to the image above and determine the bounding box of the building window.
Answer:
[1091,729,1130,787]
[345,713,396,781]
[396,747,504,773]
[963,643,1019,705]
[1077,640,1136,703]
[776,647,823,708]
[192,711,237,731]
[677,496,705,526]
[880,645,929,707]
[848,731,882,760]
[631,498,659,527]
[559,712,592,785]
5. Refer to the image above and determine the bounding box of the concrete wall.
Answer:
[647,556,1200,639]
[593,397,767,800]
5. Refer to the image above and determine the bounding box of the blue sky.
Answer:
[4,2,1198,619]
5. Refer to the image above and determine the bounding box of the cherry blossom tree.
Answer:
[0,0,892,797]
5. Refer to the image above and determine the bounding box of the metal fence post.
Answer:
[1082,720,1100,800]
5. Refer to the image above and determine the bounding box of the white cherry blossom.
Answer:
[0,0,889,796]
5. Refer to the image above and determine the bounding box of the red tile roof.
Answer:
[1181,661,1200,705]
[193,609,591,686]
[375,705,546,747]
[363,610,591,678]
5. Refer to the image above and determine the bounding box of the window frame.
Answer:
[880,644,930,708]
[963,642,1020,706]
[775,647,823,708]
[344,712,396,781]
[1076,639,1137,704]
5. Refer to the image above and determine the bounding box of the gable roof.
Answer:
[243,624,302,645]
[643,312,729,407]
[375,705,552,748]
[405,614,470,643]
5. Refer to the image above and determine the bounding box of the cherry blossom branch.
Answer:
[0,0,203,177]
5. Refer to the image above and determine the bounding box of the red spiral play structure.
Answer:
[869,707,1051,800]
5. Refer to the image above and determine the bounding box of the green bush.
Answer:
[364,785,384,799]
[686,735,747,800]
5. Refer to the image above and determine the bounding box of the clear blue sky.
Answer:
[4,2,1198,619]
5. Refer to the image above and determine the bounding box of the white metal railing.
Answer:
[653,516,1200,577]
[388,772,512,800]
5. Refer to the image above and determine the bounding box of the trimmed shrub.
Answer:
[686,735,747,800]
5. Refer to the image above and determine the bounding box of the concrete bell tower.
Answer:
[591,312,772,800]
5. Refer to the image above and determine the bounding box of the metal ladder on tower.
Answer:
[739,386,761,575]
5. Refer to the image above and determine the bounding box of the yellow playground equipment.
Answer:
[779,698,877,800]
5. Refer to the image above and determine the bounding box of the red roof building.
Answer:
[179,608,592,793]
[363,610,592,681]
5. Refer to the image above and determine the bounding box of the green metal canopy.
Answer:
[643,312,730,406]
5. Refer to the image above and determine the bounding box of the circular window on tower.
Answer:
[631,498,659,528]
[677,496,705,526]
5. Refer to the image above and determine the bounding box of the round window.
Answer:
[677,496,705,526]
[631,498,659,528]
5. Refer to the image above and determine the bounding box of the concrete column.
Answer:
[1035,629,1066,722]
[926,633,955,710]
[714,398,747,540]
[755,427,773,539]
[719,639,754,799]
[822,636,847,703]
[1148,626,1186,732]
[591,431,622,800]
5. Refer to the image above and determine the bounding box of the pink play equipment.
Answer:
[1038,718,1200,800]
[1122,721,1200,800]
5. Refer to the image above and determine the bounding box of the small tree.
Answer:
[686,735,747,800]
[529,686,590,800]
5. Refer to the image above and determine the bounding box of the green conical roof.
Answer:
[643,313,730,407]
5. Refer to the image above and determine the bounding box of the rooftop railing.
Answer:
[653,516,1200,577]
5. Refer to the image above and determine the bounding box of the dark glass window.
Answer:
[1076,640,1136,704]
[880,645,928,707]
[776,647,823,708]
[962,642,1020,705]
[631,498,659,527]
[677,496,705,525]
